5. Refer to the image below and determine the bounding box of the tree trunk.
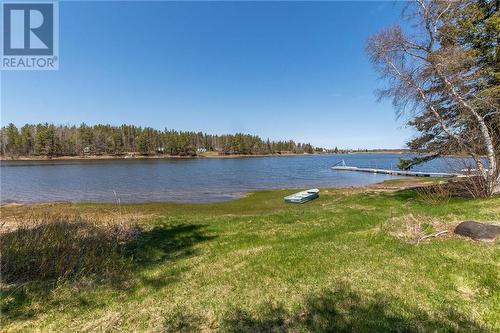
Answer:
[435,71,498,196]
[492,174,500,195]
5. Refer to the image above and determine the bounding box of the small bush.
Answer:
[416,183,450,204]
[447,176,490,198]
[0,213,137,284]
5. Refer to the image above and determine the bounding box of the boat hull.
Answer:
[284,189,320,204]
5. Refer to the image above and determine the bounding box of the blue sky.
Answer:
[1,1,413,149]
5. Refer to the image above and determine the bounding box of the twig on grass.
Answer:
[417,230,448,245]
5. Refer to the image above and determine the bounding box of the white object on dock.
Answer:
[331,166,457,178]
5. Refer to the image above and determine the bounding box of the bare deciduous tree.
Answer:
[367,0,499,196]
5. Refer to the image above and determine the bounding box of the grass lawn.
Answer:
[1,181,499,332]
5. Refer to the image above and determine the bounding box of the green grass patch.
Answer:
[1,189,499,332]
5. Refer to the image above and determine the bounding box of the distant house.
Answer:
[83,146,91,155]
[196,148,207,153]
[156,147,165,154]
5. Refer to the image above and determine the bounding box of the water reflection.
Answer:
[0,154,470,203]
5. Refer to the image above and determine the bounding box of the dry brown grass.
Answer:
[0,203,156,232]
[445,176,491,198]
[416,183,451,204]
[384,213,453,244]
[0,212,139,284]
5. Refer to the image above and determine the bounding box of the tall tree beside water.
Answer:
[367,0,500,195]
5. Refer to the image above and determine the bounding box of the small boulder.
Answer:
[454,221,500,241]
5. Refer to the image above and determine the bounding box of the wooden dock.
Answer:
[331,166,457,178]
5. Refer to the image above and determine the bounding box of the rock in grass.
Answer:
[454,221,500,241]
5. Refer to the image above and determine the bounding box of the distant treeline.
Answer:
[0,123,315,157]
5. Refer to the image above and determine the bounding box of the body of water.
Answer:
[0,154,470,203]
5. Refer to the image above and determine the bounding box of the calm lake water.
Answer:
[0,154,469,203]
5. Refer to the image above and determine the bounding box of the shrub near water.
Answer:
[0,213,135,284]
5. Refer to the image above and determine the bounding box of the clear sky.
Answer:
[1,1,413,149]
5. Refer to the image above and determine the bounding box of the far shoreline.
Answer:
[0,152,314,162]
[0,150,413,162]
